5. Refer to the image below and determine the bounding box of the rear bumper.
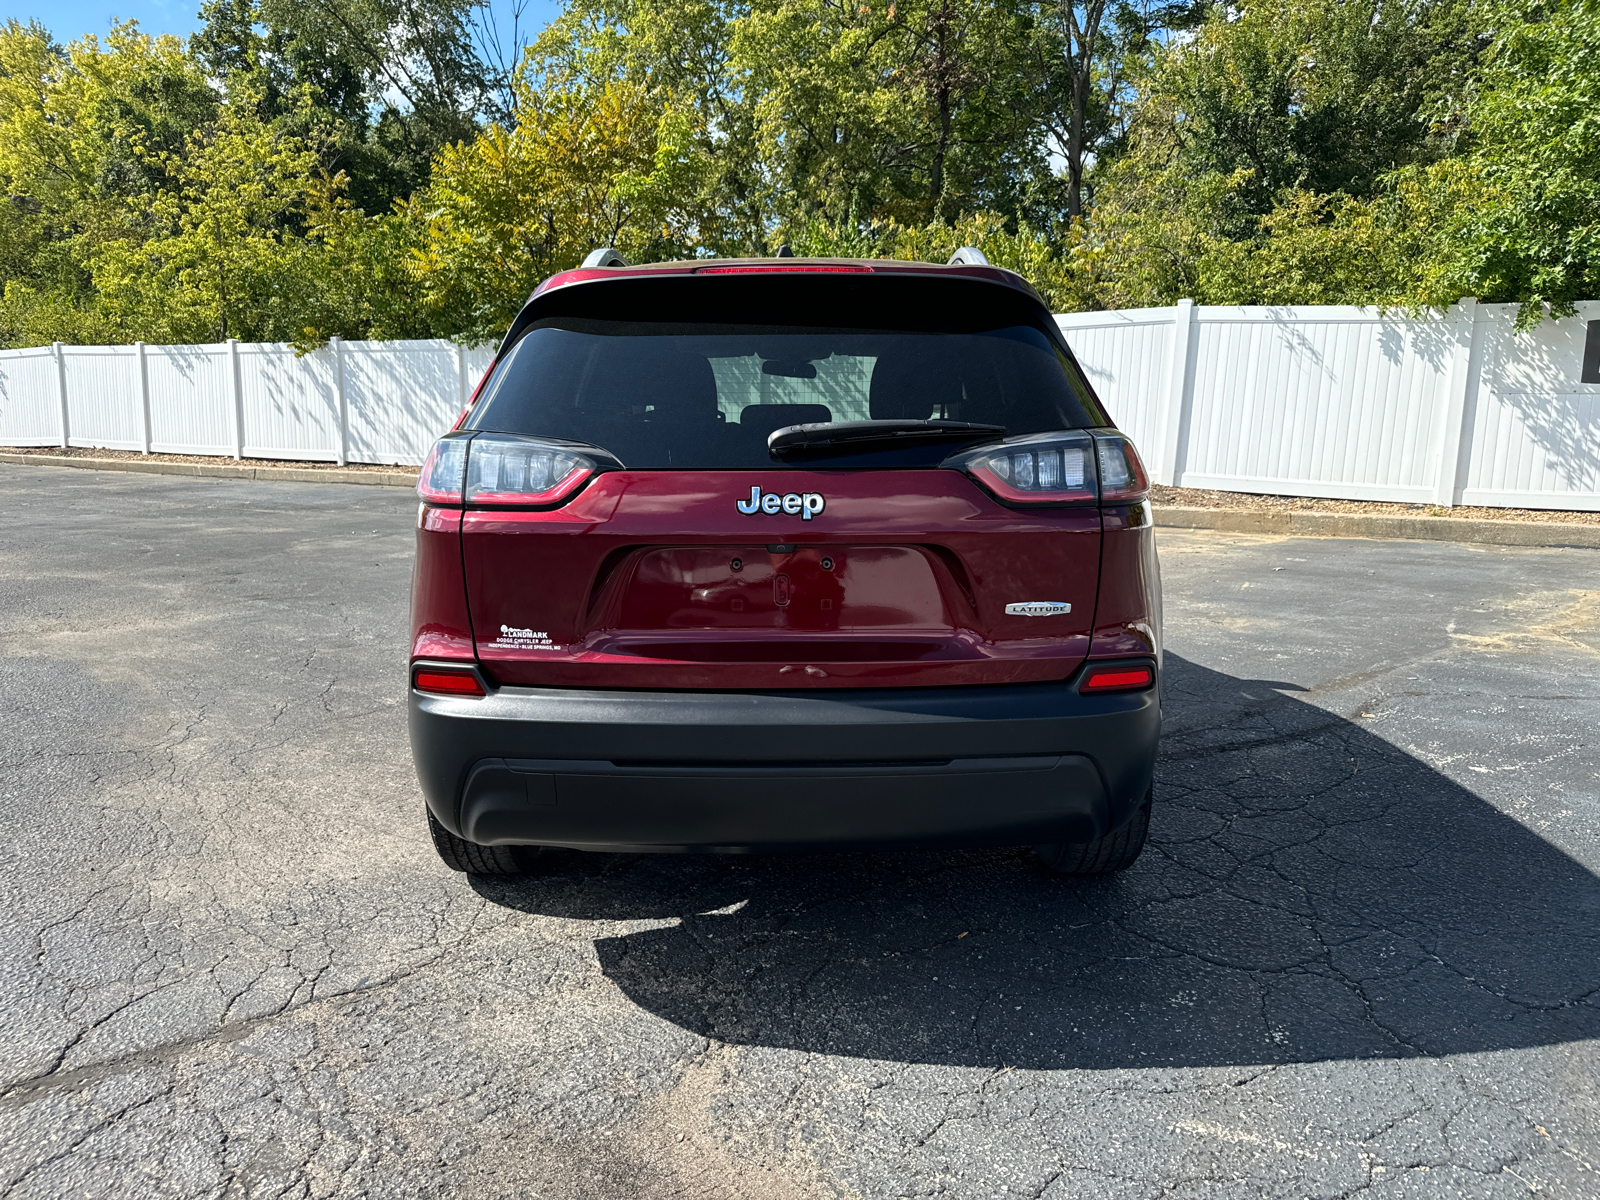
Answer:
[409,667,1159,852]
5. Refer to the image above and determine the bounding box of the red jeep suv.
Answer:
[409,252,1161,877]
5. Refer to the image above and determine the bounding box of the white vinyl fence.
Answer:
[2,302,1599,509]
[1058,299,1600,511]
[0,338,494,467]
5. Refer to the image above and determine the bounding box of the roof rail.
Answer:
[947,246,989,266]
[581,247,630,268]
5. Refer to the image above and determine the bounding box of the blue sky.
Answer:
[11,0,210,42]
[11,0,563,53]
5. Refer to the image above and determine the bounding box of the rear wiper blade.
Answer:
[768,419,1005,463]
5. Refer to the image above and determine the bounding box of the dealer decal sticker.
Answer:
[490,624,557,651]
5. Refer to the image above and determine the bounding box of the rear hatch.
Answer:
[430,268,1115,690]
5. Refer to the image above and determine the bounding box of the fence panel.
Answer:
[239,342,340,461]
[146,344,234,456]
[343,340,463,465]
[0,347,65,445]
[1175,307,1459,503]
[63,345,145,451]
[1460,302,1600,509]
[466,347,495,396]
[1054,309,1175,459]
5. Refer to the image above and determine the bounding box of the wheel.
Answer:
[1035,788,1151,875]
[426,809,540,875]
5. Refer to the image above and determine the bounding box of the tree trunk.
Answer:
[215,215,229,341]
[926,0,959,223]
[1056,0,1109,220]
[931,89,952,221]
[1067,61,1092,218]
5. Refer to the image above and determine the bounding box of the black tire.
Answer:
[1035,788,1151,876]
[427,809,539,875]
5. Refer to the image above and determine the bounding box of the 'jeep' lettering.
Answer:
[736,486,826,521]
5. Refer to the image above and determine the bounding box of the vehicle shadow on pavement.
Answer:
[470,653,1600,1069]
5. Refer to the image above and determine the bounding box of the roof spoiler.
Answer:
[581,247,630,268]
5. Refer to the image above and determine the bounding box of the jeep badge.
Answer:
[736,486,825,520]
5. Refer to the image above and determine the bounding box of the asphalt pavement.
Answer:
[1,464,1597,1199]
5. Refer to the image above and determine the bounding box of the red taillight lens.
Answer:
[1081,665,1154,693]
[417,436,470,504]
[464,433,594,506]
[413,668,486,697]
[945,433,1098,503]
[1094,433,1150,502]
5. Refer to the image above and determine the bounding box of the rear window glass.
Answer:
[464,322,1102,469]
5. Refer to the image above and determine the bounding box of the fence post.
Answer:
[228,338,243,460]
[136,342,152,454]
[53,342,70,449]
[331,336,348,466]
[1433,298,1481,507]
[456,343,469,410]
[1157,299,1196,486]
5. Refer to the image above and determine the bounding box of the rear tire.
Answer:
[1035,788,1151,876]
[427,810,539,875]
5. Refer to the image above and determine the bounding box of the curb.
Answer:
[1156,505,1600,550]
[0,451,419,489]
[4,453,1597,549]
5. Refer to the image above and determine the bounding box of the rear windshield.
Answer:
[464,320,1103,469]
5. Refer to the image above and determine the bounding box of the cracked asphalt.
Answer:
[1,464,1597,1199]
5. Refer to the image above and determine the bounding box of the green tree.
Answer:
[89,83,331,342]
[734,0,1047,229]
[193,0,493,214]
[405,77,702,343]
[528,0,770,253]
[89,78,423,347]
[0,19,219,344]
[1417,0,1600,323]
[534,0,1056,246]
[1054,0,1485,310]
[788,205,1093,309]
[1118,0,1472,229]
[1031,0,1203,220]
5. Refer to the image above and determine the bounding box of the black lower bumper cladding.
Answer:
[409,668,1159,853]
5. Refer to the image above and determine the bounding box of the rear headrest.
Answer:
[869,347,964,420]
[581,340,718,416]
[739,404,832,438]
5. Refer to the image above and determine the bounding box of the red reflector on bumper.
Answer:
[1081,666,1153,693]
[414,670,486,697]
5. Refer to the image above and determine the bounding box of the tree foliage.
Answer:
[3,0,1600,347]
[405,77,702,342]
[1427,0,1600,323]
[0,20,218,344]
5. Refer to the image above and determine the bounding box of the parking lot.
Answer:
[0,464,1596,1199]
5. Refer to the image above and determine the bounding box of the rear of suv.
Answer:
[409,253,1162,876]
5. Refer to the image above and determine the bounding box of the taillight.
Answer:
[943,429,1150,505]
[417,433,607,508]
[417,435,470,504]
[464,433,595,506]
[945,432,1097,503]
[1093,432,1150,502]
[413,666,486,697]
[1081,664,1154,693]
